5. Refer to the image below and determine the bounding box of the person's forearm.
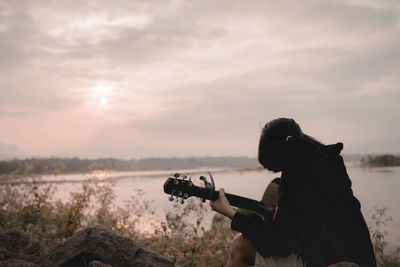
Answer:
[210,188,237,219]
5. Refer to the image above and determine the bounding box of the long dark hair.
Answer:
[258,118,323,172]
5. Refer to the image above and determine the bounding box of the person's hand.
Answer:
[210,188,236,219]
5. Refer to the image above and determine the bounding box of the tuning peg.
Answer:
[175,197,180,203]
[182,174,187,179]
[173,173,180,178]
[180,199,185,204]
[168,190,176,201]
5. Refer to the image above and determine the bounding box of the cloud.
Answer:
[0,0,399,157]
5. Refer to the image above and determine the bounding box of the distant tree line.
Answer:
[361,154,400,167]
[0,156,259,175]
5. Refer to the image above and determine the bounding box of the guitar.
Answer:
[163,173,280,220]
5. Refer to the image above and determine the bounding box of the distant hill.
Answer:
[0,156,259,175]
[1,154,395,175]
[360,154,400,167]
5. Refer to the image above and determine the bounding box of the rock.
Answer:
[0,225,173,267]
[0,229,55,266]
[0,259,39,267]
[88,261,112,267]
[47,225,173,267]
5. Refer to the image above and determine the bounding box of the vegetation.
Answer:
[0,167,151,240]
[370,208,400,267]
[0,165,399,266]
[361,155,400,167]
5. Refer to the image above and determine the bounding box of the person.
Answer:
[210,118,376,267]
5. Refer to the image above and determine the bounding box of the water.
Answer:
[45,165,400,247]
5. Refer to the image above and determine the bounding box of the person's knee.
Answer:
[231,234,245,256]
[230,234,255,262]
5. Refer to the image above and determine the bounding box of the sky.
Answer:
[0,0,399,159]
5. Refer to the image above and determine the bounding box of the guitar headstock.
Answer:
[163,173,194,204]
[163,173,215,204]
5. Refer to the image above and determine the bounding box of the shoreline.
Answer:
[0,166,263,185]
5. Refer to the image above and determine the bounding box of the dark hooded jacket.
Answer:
[231,143,377,266]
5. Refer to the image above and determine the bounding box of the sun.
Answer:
[86,81,113,110]
[100,96,107,105]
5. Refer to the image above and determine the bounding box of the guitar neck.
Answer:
[214,192,260,210]
[194,187,273,218]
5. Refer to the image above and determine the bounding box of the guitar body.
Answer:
[260,177,280,209]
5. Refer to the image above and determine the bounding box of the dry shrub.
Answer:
[370,207,400,267]
[141,199,236,266]
[0,164,150,240]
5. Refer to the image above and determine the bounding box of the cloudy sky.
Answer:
[0,0,399,159]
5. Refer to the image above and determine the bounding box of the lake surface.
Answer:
[45,165,400,247]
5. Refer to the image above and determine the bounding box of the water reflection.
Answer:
[91,170,109,180]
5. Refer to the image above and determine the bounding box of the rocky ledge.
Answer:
[0,225,173,267]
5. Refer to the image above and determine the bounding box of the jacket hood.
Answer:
[319,142,343,156]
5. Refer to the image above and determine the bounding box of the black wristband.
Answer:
[231,212,249,233]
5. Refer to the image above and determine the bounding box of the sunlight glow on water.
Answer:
[91,170,109,180]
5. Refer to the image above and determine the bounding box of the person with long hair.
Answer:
[210,118,376,266]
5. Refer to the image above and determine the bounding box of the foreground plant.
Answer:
[370,207,400,267]
[141,200,235,266]
[0,165,149,240]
